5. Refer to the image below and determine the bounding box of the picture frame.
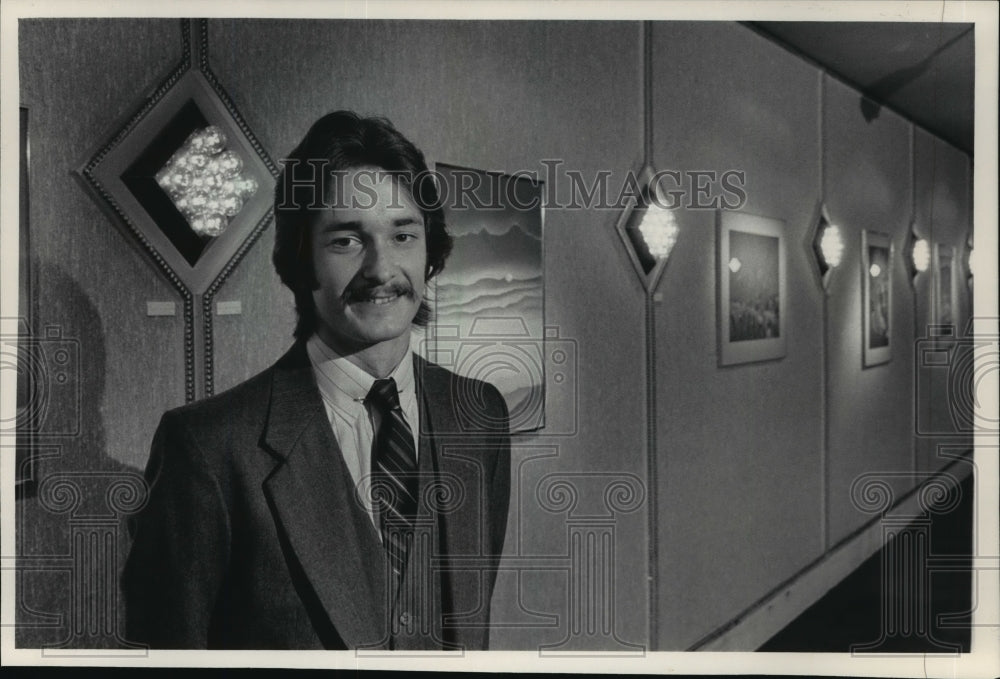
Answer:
[861,230,893,367]
[428,163,545,433]
[15,105,37,498]
[933,243,956,328]
[716,210,787,366]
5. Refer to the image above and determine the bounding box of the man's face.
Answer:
[309,166,427,355]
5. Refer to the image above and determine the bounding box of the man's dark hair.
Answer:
[273,110,453,339]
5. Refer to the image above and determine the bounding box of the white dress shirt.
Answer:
[306,334,420,530]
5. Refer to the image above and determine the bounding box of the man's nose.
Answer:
[360,239,395,282]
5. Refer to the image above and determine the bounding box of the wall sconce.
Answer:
[809,204,842,289]
[80,67,275,295]
[632,198,680,265]
[616,165,679,292]
[904,227,930,285]
[76,19,278,403]
[155,125,259,238]
[912,238,931,273]
[818,223,844,270]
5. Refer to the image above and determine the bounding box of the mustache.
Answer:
[343,282,416,303]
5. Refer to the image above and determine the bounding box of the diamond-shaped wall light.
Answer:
[615,164,680,293]
[806,202,844,290]
[80,68,274,294]
[903,224,931,286]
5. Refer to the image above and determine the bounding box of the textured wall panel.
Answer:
[824,75,917,546]
[913,128,974,474]
[650,21,824,650]
[17,18,187,649]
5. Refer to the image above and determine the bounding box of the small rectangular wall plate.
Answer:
[146,301,176,316]
[216,300,242,316]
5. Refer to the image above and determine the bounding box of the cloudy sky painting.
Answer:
[433,164,544,431]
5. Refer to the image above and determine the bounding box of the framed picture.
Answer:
[429,163,545,433]
[716,210,787,366]
[15,106,37,498]
[934,244,956,327]
[861,230,893,367]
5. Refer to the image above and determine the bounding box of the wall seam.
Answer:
[641,20,659,652]
[818,70,829,554]
[642,21,653,167]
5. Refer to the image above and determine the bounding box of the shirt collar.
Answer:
[306,334,414,411]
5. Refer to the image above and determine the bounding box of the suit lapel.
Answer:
[261,343,388,648]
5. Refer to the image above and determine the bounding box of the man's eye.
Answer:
[327,236,359,249]
[395,232,420,243]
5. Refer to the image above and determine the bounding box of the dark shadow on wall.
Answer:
[15,261,146,650]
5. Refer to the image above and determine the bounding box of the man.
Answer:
[122,111,511,650]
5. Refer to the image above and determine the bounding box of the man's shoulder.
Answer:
[417,355,502,396]
[416,355,509,430]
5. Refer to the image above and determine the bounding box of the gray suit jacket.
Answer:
[122,341,510,649]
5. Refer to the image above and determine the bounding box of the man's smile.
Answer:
[366,292,402,306]
[345,285,414,308]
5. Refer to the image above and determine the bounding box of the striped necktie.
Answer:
[367,377,419,582]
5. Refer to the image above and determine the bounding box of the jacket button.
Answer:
[399,612,412,626]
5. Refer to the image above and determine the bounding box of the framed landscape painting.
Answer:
[429,163,545,433]
[862,230,893,367]
[934,243,956,328]
[716,210,787,367]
